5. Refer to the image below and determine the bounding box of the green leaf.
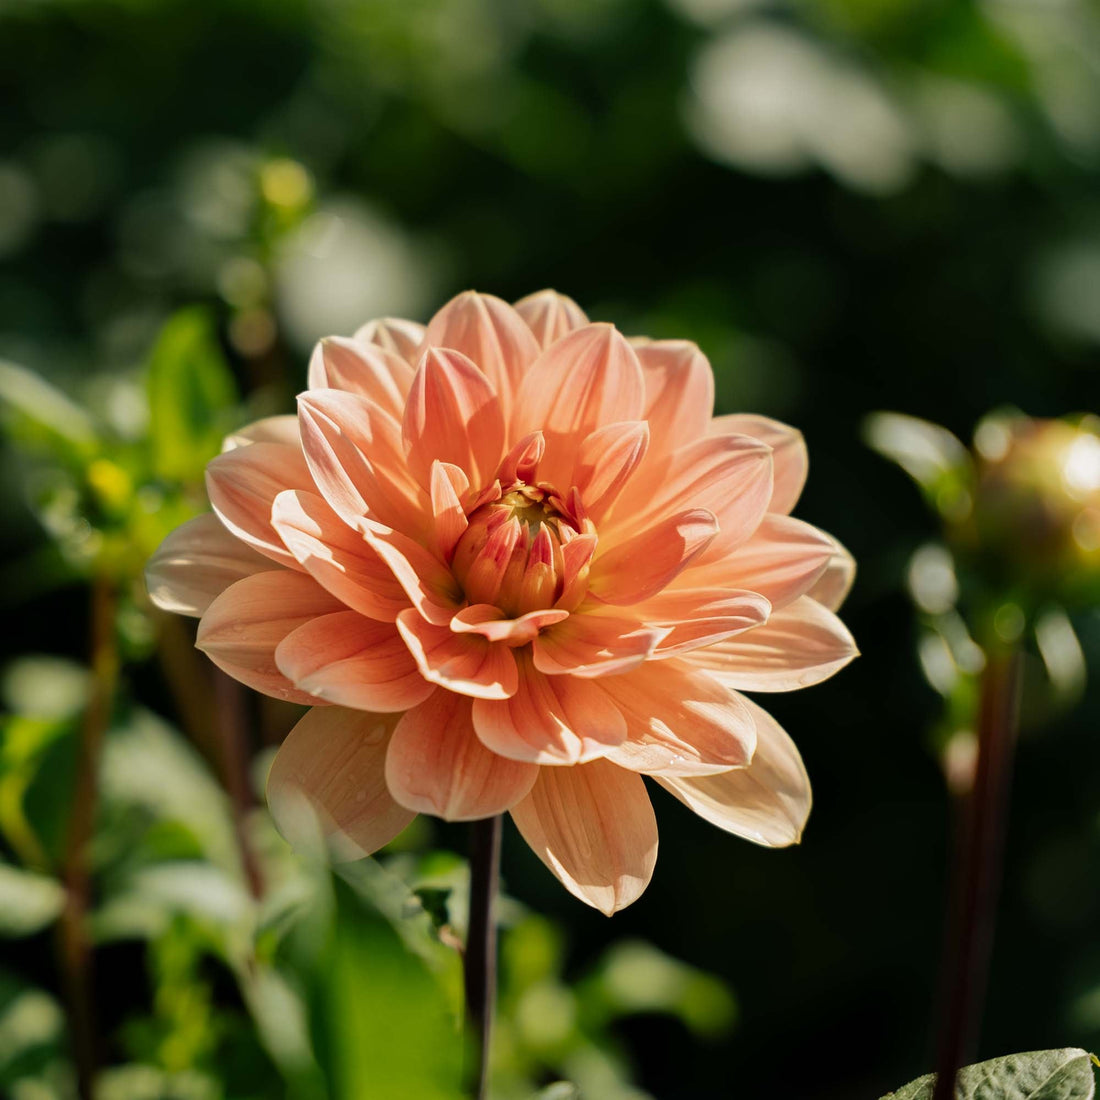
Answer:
[0,863,65,936]
[145,309,238,481]
[882,1048,1097,1099]
[0,360,99,462]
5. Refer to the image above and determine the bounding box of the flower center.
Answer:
[451,482,593,617]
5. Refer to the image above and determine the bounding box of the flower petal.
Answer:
[423,291,540,415]
[711,414,807,515]
[267,706,415,860]
[599,662,756,776]
[297,389,428,537]
[691,513,833,611]
[636,587,771,657]
[429,461,469,562]
[354,316,426,365]
[633,339,715,456]
[451,605,569,645]
[472,650,626,764]
[806,537,856,611]
[513,324,645,488]
[513,289,589,348]
[359,519,463,625]
[222,415,300,452]
[271,490,409,621]
[275,610,432,712]
[571,421,649,523]
[656,697,810,847]
[307,336,414,419]
[386,690,538,820]
[403,347,506,489]
[588,510,718,605]
[510,760,657,915]
[687,596,858,691]
[205,442,315,569]
[196,571,342,703]
[532,610,664,677]
[396,609,518,699]
[145,513,270,617]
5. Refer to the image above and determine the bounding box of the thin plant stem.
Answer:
[932,645,1023,1100]
[464,814,502,1100]
[58,575,119,1100]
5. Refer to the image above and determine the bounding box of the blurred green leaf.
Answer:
[882,1048,1097,1099]
[0,360,99,463]
[145,309,238,481]
[0,975,65,1087]
[0,862,65,936]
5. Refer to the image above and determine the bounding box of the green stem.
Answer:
[464,815,502,1100]
[932,645,1023,1099]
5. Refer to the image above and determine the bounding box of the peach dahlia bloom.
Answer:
[146,290,856,915]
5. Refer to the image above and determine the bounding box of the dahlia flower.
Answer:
[146,290,856,914]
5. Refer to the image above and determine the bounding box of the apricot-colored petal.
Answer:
[403,347,505,489]
[221,415,300,452]
[807,537,856,611]
[196,571,342,703]
[572,421,649,523]
[205,442,315,569]
[688,596,858,691]
[532,611,664,678]
[146,513,271,617]
[637,587,771,657]
[496,431,545,485]
[385,690,537,820]
[588,509,718,605]
[271,490,408,621]
[656,696,810,847]
[396,609,518,699]
[513,324,645,487]
[307,336,414,419]
[599,662,756,776]
[712,413,807,515]
[429,461,469,562]
[472,650,627,764]
[354,316,426,365]
[555,533,598,611]
[513,289,589,349]
[634,339,715,456]
[423,291,540,414]
[358,519,463,625]
[693,513,833,612]
[297,389,428,537]
[275,610,432,712]
[267,707,415,860]
[510,760,657,915]
[451,605,569,645]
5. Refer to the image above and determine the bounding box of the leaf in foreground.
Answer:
[882,1048,1096,1100]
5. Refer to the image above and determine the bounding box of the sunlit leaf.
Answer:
[882,1048,1096,1099]
[0,863,65,936]
[0,360,99,462]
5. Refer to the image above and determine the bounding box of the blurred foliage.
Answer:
[0,0,1099,1097]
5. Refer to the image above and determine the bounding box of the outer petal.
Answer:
[513,289,588,349]
[403,347,506,489]
[385,690,538,820]
[513,324,645,488]
[222,415,301,452]
[275,611,433,712]
[271,490,408,621]
[205,442,315,568]
[359,519,463,625]
[396,609,518,699]
[711,414,807,515]
[307,336,414,420]
[656,697,810,847]
[635,587,771,657]
[806,537,856,611]
[472,650,627,764]
[423,291,540,415]
[196,571,342,703]
[687,596,858,691]
[145,513,270,617]
[599,662,757,776]
[510,760,658,915]
[633,339,715,457]
[532,611,665,678]
[267,706,415,860]
[588,510,718,605]
[354,316,426,365]
[691,513,833,612]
